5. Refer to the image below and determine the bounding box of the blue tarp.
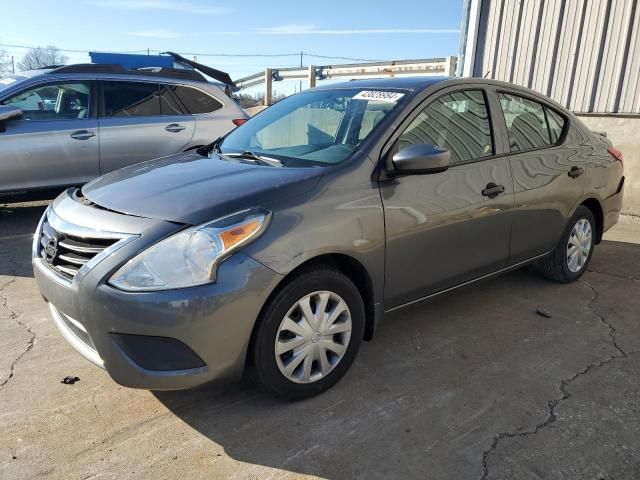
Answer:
[88,52,179,70]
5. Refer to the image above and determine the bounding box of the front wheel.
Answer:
[250,267,365,400]
[538,205,596,283]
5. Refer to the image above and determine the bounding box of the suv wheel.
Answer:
[251,267,364,400]
[538,206,596,283]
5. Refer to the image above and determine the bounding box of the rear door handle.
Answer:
[70,130,95,140]
[568,166,585,178]
[482,182,505,198]
[165,123,186,133]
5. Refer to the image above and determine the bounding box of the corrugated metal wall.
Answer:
[472,0,640,114]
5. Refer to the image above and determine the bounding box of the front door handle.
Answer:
[70,130,95,140]
[482,182,505,198]
[568,166,585,178]
[165,123,186,133]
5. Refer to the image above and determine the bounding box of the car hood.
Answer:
[82,152,324,225]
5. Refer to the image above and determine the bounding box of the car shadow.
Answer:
[0,202,48,278]
[151,239,640,479]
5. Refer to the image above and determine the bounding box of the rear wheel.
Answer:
[538,205,595,283]
[251,267,364,400]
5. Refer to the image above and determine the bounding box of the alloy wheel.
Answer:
[567,218,593,273]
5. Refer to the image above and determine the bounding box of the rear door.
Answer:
[380,87,514,308]
[492,90,586,263]
[0,80,99,192]
[97,80,195,174]
[166,84,242,145]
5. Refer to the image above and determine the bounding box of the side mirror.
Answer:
[0,105,23,132]
[0,105,23,122]
[392,144,450,174]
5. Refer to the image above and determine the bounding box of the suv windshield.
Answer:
[219,88,406,166]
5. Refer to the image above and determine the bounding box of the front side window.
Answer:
[170,85,222,114]
[398,90,494,165]
[103,81,181,117]
[498,92,564,151]
[220,88,404,166]
[2,82,91,121]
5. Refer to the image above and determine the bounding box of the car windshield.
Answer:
[219,88,407,166]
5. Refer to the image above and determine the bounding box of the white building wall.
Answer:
[466,0,640,114]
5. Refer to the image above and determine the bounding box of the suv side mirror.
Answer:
[392,144,450,174]
[0,105,23,132]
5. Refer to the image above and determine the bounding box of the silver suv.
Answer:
[0,63,247,199]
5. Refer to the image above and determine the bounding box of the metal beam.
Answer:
[308,65,317,88]
[264,68,273,106]
[234,57,456,92]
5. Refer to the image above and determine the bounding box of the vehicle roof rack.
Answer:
[49,63,208,82]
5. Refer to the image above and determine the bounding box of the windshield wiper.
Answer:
[196,137,223,157]
[224,151,283,167]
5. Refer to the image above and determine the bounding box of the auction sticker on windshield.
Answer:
[353,91,405,103]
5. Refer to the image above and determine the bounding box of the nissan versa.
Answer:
[33,77,624,399]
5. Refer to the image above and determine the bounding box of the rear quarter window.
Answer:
[545,107,566,144]
[171,86,223,114]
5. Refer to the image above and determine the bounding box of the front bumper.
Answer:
[33,192,283,390]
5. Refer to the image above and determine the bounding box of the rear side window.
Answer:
[398,89,494,166]
[170,85,223,114]
[498,92,565,151]
[103,81,182,117]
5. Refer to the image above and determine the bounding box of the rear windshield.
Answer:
[220,88,407,166]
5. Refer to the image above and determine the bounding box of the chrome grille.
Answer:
[39,216,119,280]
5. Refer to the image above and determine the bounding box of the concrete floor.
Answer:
[1,202,639,480]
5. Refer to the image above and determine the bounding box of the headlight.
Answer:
[109,210,270,291]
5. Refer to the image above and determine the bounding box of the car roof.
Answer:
[312,76,571,113]
[313,76,451,92]
[1,67,230,98]
[4,64,227,85]
[4,69,52,80]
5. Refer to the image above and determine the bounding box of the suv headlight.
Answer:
[109,210,270,291]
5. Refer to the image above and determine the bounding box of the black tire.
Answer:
[250,267,365,400]
[538,205,596,283]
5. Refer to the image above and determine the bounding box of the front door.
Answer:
[98,80,195,174]
[0,80,98,192]
[380,88,514,308]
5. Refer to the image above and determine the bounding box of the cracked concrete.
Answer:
[0,277,36,390]
[1,205,639,479]
[0,212,39,391]
[480,278,630,480]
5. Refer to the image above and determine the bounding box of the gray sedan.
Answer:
[33,77,624,399]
